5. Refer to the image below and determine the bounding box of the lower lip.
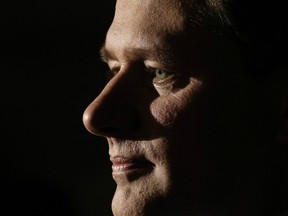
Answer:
[112,161,154,175]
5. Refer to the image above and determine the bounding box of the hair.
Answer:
[183,0,287,75]
[182,0,233,35]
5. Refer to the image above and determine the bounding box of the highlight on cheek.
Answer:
[150,78,203,126]
[150,98,178,127]
[153,83,174,96]
[150,91,186,127]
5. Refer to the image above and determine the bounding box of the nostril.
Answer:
[98,127,121,135]
[83,99,140,138]
[97,125,139,138]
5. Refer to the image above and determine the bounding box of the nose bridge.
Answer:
[82,70,139,137]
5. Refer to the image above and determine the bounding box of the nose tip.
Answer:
[82,67,143,138]
[82,97,140,138]
[82,108,98,135]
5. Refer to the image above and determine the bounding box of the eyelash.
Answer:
[145,68,175,83]
[106,67,120,80]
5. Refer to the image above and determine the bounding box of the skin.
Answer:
[83,0,287,215]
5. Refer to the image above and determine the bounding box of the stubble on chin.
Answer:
[111,153,173,216]
[112,177,171,216]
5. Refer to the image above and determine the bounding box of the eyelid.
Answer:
[144,67,176,90]
[144,62,179,78]
[145,66,177,81]
[107,60,121,72]
[144,60,164,69]
[104,62,121,80]
[106,59,120,68]
[145,67,173,76]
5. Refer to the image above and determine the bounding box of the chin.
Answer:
[112,192,175,216]
[111,167,176,216]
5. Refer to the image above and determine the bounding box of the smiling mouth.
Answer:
[110,157,154,177]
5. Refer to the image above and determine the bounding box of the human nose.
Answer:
[82,71,140,138]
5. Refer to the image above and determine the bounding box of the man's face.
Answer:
[83,0,276,215]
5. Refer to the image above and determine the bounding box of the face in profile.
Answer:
[83,0,285,215]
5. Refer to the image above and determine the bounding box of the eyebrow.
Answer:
[99,43,179,69]
[100,45,112,63]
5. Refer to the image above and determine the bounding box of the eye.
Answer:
[145,67,182,94]
[106,66,121,80]
[146,68,174,83]
[155,69,169,80]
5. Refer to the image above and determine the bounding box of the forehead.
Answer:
[113,0,186,30]
[105,0,188,54]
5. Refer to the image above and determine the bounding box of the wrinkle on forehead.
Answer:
[113,0,186,34]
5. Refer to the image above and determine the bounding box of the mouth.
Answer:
[110,156,154,180]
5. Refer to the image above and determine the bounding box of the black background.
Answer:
[1,1,116,215]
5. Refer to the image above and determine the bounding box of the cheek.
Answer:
[150,97,178,127]
[150,79,202,127]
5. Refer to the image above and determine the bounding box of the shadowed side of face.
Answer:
[83,0,284,215]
